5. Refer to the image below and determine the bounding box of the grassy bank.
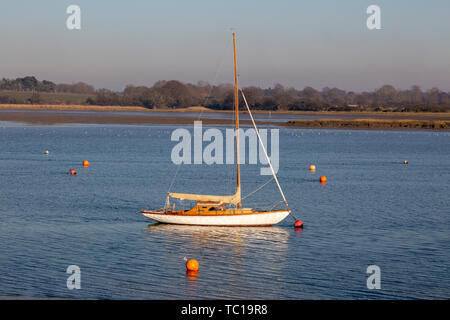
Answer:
[0,90,94,105]
[0,103,150,112]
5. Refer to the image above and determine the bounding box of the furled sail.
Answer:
[168,186,241,205]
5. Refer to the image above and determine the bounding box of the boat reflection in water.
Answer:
[143,223,291,295]
[144,223,290,250]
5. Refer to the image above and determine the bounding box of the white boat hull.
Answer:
[141,210,290,226]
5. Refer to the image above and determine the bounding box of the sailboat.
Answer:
[141,33,291,226]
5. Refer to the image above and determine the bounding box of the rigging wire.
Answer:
[240,88,289,208]
[240,88,298,220]
[270,200,285,211]
[167,163,182,194]
[241,177,274,201]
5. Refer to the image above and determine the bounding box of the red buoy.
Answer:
[70,169,77,175]
[186,259,199,271]
[294,220,303,228]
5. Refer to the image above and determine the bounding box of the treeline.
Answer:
[86,80,205,108]
[87,81,450,112]
[0,76,95,94]
[1,76,450,112]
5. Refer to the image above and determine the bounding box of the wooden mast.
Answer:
[233,32,241,208]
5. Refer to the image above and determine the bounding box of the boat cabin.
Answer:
[166,201,255,216]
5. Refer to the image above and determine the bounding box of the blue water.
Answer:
[0,123,449,299]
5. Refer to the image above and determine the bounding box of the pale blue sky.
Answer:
[0,0,449,92]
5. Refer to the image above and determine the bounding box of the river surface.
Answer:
[0,123,449,299]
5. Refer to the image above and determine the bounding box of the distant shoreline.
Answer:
[1,103,450,118]
[1,104,449,130]
[286,119,450,130]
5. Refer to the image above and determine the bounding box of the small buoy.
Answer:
[45,150,49,155]
[186,259,199,271]
[294,220,303,228]
[69,169,77,175]
[83,160,89,167]
[320,176,327,183]
[403,160,408,164]
[309,165,316,171]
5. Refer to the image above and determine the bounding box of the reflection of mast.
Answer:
[233,32,241,209]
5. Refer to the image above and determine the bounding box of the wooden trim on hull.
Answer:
[141,210,290,226]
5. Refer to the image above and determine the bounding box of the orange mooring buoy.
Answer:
[320,176,327,183]
[186,259,199,271]
[70,169,77,175]
[83,160,90,167]
[294,220,303,228]
[309,165,316,171]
